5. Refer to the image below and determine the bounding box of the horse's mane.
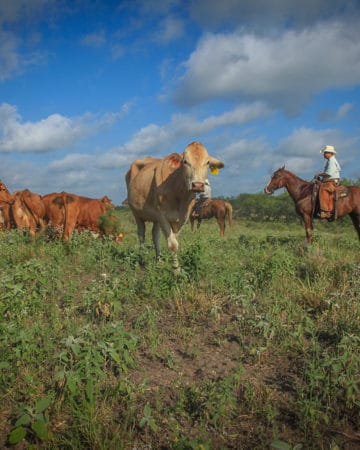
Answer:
[280,168,314,198]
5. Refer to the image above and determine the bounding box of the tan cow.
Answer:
[0,180,13,230]
[11,189,46,237]
[126,141,224,270]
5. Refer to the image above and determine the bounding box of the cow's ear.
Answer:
[209,157,224,173]
[165,153,182,169]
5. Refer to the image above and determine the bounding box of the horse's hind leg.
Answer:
[349,213,360,240]
[217,217,225,236]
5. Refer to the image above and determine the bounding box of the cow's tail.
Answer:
[60,192,74,239]
[225,201,233,227]
[56,192,67,239]
[22,190,46,231]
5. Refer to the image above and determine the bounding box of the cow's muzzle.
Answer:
[191,181,205,192]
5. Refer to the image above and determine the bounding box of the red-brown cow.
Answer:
[61,193,115,240]
[11,189,46,237]
[42,192,67,235]
[0,180,13,230]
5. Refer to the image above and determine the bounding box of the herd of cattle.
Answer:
[1,141,224,271]
[0,180,117,240]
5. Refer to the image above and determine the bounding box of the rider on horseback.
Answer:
[315,145,341,219]
[193,179,211,217]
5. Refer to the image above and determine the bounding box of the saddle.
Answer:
[312,182,349,220]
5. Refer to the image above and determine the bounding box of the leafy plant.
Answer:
[8,396,52,445]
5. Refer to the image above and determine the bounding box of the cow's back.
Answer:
[127,157,181,221]
[63,194,114,239]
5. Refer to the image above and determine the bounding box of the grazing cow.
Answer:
[190,199,233,236]
[126,141,224,270]
[0,180,13,230]
[11,189,46,237]
[61,193,115,240]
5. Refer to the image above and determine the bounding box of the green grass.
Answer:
[1,212,359,449]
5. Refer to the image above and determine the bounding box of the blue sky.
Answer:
[1,0,360,204]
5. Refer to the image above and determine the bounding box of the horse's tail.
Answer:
[225,201,233,227]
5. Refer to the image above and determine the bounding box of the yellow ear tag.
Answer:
[210,167,219,175]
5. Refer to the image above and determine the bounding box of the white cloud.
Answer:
[173,21,360,114]
[272,127,358,177]
[154,16,184,44]
[276,127,335,157]
[189,0,360,30]
[0,30,19,80]
[336,102,354,120]
[81,31,106,48]
[48,154,92,171]
[120,103,272,158]
[0,103,129,153]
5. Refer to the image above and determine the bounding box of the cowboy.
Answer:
[193,179,212,217]
[315,145,341,219]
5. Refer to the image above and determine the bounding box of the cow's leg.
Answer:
[158,218,181,272]
[134,217,146,265]
[135,217,146,249]
[152,222,162,260]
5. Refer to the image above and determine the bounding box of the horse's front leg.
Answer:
[304,214,314,244]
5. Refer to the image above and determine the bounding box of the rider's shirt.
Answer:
[324,156,341,180]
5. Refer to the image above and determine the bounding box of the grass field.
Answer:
[1,209,359,449]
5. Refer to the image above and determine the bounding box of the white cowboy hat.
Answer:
[320,145,336,154]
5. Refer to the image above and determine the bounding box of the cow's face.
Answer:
[182,142,224,192]
[101,196,115,209]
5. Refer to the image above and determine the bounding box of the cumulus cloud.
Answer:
[154,16,184,44]
[0,30,19,80]
[48,154,93,172]
[0,103,129,153]
[335,103,354,120]
[189,0,360,30]
[272,127,348,176]
[173,21,360,114]
[320,102,355,121]
[95,103,272,176]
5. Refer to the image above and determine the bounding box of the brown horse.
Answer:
[190,199,233,236]
[264,166,360,243]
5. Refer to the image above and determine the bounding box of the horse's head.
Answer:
[264,166,287,194]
